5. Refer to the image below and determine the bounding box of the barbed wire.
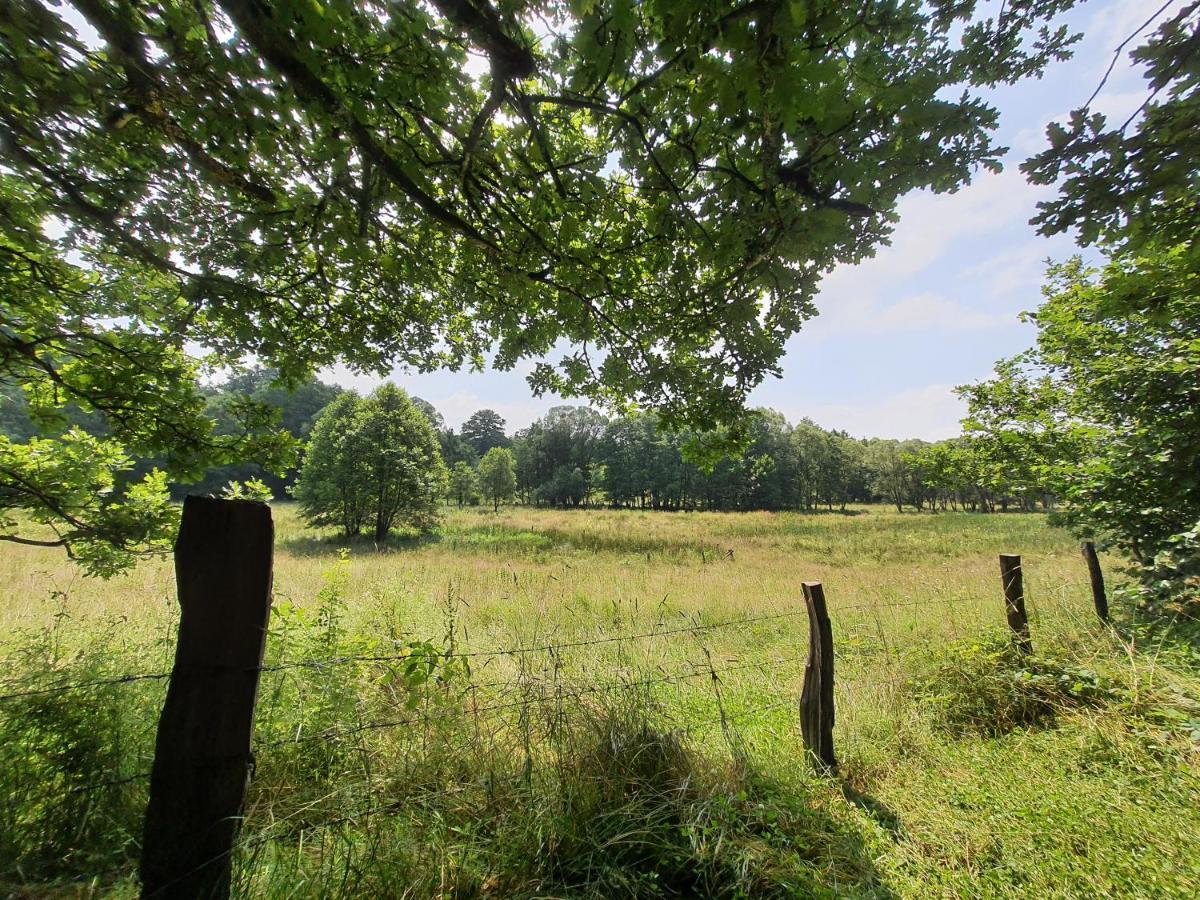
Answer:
[0,669,173,704]
[0,590,1088,705]
[253,594,993,676]
[253,652,811,753]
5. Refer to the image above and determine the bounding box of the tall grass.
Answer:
[1,505,1199,896]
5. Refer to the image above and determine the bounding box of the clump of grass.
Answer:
[913,636,1127,736]
[516,708,821,898]
[241,693,863,899]
[0,621,158,887]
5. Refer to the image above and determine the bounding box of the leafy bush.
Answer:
[0,623,157,884]
[1120,519,1200,614]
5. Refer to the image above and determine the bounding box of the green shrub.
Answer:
[0,625,156,884]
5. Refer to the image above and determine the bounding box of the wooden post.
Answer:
[999,554,1033,655]
[1081,541,1109,623]
[140,497,274,899]
[799,581,836,772]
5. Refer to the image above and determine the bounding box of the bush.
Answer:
[0,623,157,885]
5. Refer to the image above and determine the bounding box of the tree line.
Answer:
[1,367,1053,529]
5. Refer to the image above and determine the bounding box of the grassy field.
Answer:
[2,504,1199,897]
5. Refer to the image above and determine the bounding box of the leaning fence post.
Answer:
[140,497,274,899]
[799,581,836,772]
[999,554,1033,655]
[1080,541,1109,623]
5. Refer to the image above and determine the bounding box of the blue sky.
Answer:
[324,0,1155,439]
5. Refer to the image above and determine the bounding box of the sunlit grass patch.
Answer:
[2,505,1198,896]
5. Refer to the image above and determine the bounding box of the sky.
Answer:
[326,1,1155,439]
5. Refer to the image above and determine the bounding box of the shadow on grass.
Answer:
[279,530,447,557]
[237,706,901,898]
[842,781,906,839]
[1115,605,1200,673]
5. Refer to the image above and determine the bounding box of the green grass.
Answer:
[1,504,1198,897]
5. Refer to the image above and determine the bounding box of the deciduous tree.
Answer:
[449,461,478,508]
[293,385,447,540]
[478,447,517,512]
[0,0,1083,565]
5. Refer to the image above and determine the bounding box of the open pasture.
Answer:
[2,506,1198,897]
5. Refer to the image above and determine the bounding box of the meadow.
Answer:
[2,505,1199,897]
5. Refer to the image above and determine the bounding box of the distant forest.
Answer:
[0,370,1044,514]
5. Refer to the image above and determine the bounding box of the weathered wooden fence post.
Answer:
[140,497,274,899]
[799,581,836,772]
[999,554,1033,655]
[1081,541,1109,623]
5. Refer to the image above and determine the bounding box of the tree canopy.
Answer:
[2,0,1079,428]
[1024,1,1198,261]
[292,384,447,540]
[461,409,510,455]
[477,446,516,511]
[961,250,1199,576]
[0,0,1083,569]
[964,2,1200,605]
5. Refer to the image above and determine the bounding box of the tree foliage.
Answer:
[961,251,1200,570]
[461,409,510,456]
[411,397,446,433]
[176,367,343,497]
[513,405,605,505]
[0,180,293,573]
[448,461,478,507]
[1024,1,1198,261]
[293,385,447,540]
[1,0,1079,435]
[477,446,516,512]
[0,0,1085,568]
[972,3,1200,604]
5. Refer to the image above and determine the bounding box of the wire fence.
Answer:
[0,593,1005,706]
[0,574,1107,821]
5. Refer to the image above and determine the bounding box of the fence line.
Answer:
[0,669,174,704]
[267,594,991,671]
[25,609,1081,808]
[254,651,812,753]
[0,594,999,705]
[0,586,1091,708]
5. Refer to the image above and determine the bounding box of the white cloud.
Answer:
[792,384,967,442]
[807,290,1017,339]
[876,293,1015,332]
[958,244,1055,303]
[819,167,1045,301]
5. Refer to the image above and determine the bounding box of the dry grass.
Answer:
[3,504,1199,897]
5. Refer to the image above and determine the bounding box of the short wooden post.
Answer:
[140,497,274,899]
[799,581,836,772]
[1081,541,1109,623]
[999,554,1033,655]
